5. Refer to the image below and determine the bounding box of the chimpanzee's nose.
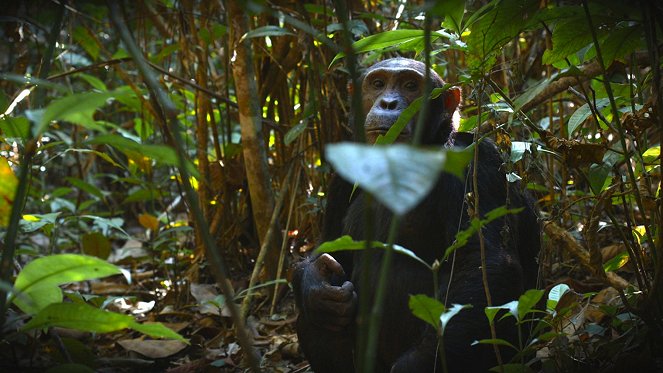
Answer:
[379,97,398,110]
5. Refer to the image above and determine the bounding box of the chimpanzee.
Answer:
[292,58,540,372]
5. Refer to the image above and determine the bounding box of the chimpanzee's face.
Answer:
[362,63,426,144]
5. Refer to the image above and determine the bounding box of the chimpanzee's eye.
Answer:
[404,80,418,91]
[372,79,385,89]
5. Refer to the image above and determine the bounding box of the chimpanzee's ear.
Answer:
[444,86,461,111]
[347,81,354,96]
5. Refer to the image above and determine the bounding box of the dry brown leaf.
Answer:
[118,338,187,359]
[139,213,159,231]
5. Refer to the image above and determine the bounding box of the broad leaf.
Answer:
[326,143,467,216]
[22,302,187,342]
[0,158,18,227]
[444,207,523,259]
[546,284,571,312]
[12,254,123,314]
[567,98,611,136]
[88,134,199,178]
[23,302,132,332]
[440,303,471,334]
[603,251,629,272]
[241,25,294,41]
[315,235,430,269]
[37,87,132,134]
[374,86,450,145]
[331,30,448,65]
[517,289,544,322]
[284,120,307,145]
[409,294,445,330]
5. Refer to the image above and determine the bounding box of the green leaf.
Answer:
[12,254,122,314]
[0,116,30,140]
[19,212,61,233]
[596,24,644,64]
[432,0,466,34]
[485,306,501,325]
[326,143,470,216]
[444,206,523,259]
[38,87,133,134]
[72,26,100,61]
[123,188,161,203]
[374,87,451,146]
[241,26,294,42]
[284,120,307,145]
[66,177,104,199]
[130,321,187,342]
[331,30,447,65]
[0,73,68,92]
[486,300,519,322]
[517,289,544,321]
[315,235,431,269]
[22,302,187,342]
[440,303,471,334]
[465,0,539,67]
[0,158,18,228]
[475,338,517,350]
[513,76,553,112]
[88,134,199,178]
[567,98,611,135]
[642,146,660,164]
[78,73,107,91]
[23,302,132,332]
[373,98,422,146]
[409,294,445,330]
[81,232,112,259]
[588,163,611,195]
[546,283,571,312]
[542,18,594,66]
[603,251,629,272]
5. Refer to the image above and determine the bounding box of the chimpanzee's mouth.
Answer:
[365,127,410,138]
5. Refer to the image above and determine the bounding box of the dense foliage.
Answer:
[0,0,661,371]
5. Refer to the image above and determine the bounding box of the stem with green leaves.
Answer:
[0,2,64,332]
[107,2,260,371]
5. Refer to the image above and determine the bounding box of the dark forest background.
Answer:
[0,0,661,372]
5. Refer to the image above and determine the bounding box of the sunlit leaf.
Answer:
[331,30,449,65]
[440,303,471,334]
[546,283,571,312]
[603,251,629,272]
[326,143,470,216]
[22,302,187,342]
[642,146,660,164]
[139,213,159,231]
[0,158,18,227]
[12,254,123,314]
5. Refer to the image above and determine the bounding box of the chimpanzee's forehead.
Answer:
[372,58,426,71]
[363,58,434,79]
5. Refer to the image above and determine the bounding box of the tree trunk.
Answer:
[228,0,279,279]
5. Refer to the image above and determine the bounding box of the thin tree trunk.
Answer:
[228,0,279,279]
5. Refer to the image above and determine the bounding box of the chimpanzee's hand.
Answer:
[294,254,357,331]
